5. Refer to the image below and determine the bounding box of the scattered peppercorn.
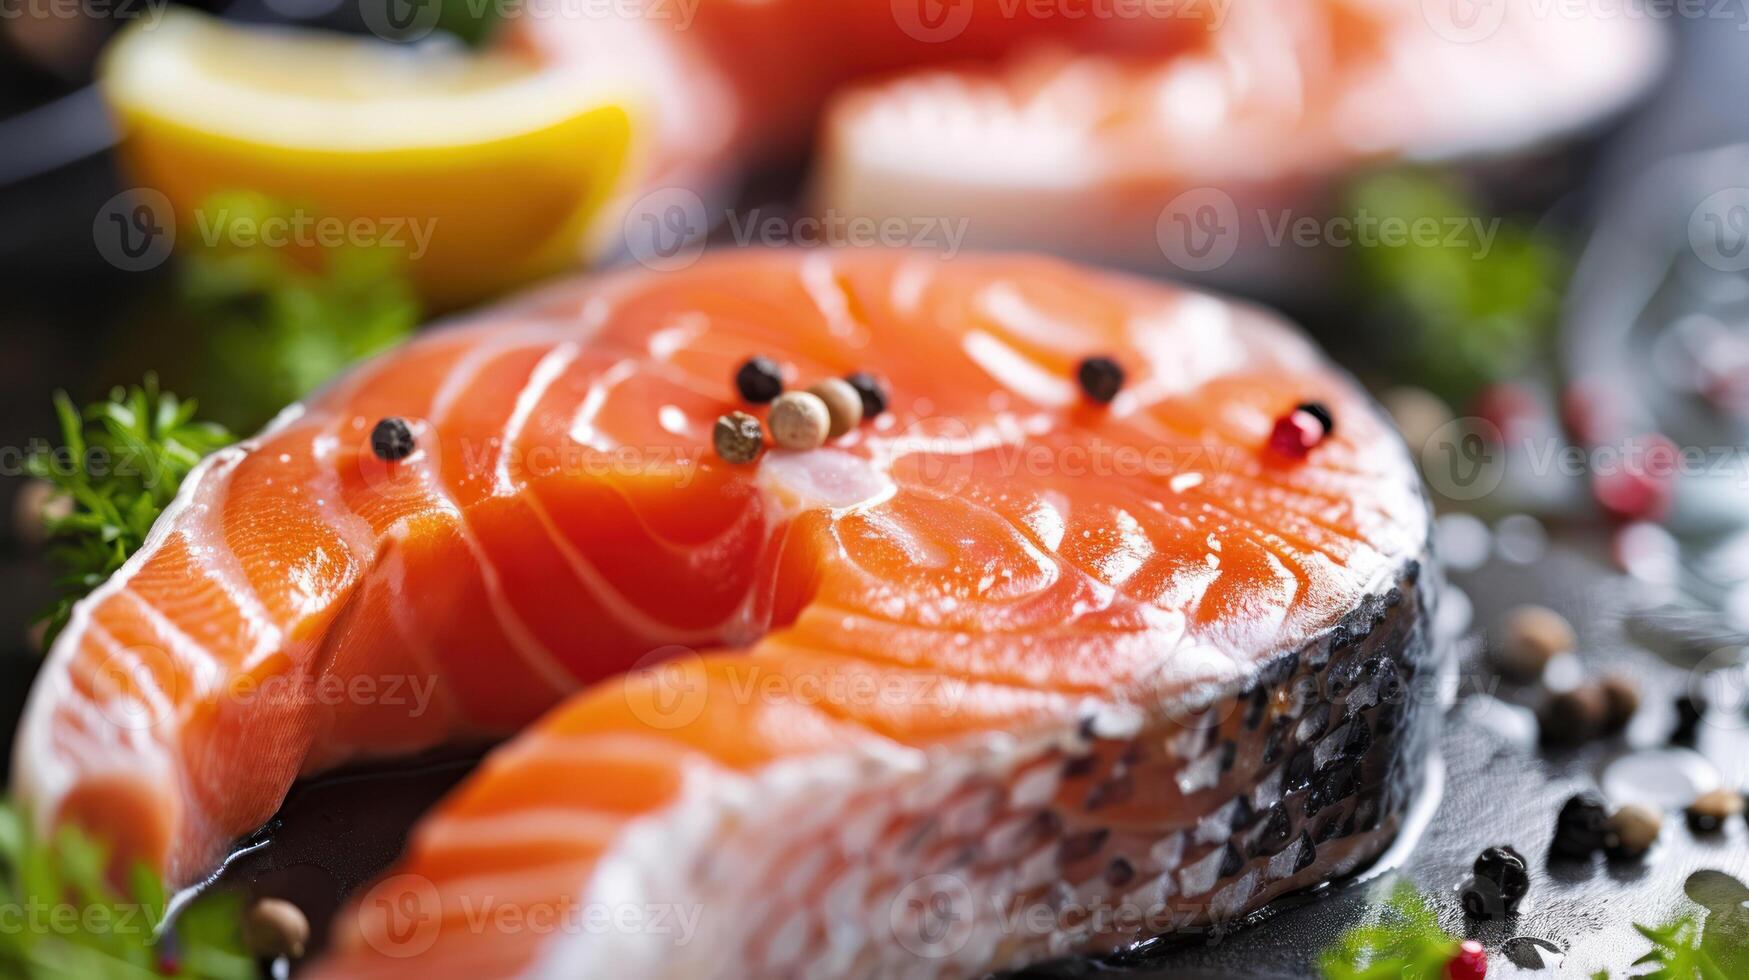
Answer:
[1460,883,1499,921]
[806,378,864,438]
[1473,845,1530,911]
[13,478,69,552]
[712,412,764,464]
[243,898,310,960]
[1687,787,1743,833]
[1445,939,1488,980]
[1493,605,1575,682]
[1599,674,1640,734]
[768,391,831,451]
[1268,409,1325,458]
[1671,694,1707,746]
[370,417,415,462]
[1539,685,1608,747]
[1296,401,1334,436]
[1606,803,1661,858]
[1551,793,1609,859]
[844,371,889,419]
[1076,356,1125,404]
[734,356,785,404]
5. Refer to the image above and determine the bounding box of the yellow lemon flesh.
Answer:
[101,10,639,307]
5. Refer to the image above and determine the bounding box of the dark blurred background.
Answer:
[11,6,1749,974]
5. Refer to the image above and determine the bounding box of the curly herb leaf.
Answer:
[1319,881,1458,980]
[0,801,254,980]
[24,377,233,646]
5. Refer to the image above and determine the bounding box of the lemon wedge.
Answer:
[100,10,640,306]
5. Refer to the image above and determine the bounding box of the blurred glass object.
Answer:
[1565,143,1749,533]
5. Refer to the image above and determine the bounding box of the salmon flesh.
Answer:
[11,249,1437,976]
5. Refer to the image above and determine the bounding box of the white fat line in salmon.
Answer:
[990,0,1232,30]
[190,208,438,261]
[724,210,971,257]
[455,895,703,945]
[1256,209,1500,259]
[456,439,709,489]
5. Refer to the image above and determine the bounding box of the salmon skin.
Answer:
[314,566,1436,978]
[12,249,1435,973]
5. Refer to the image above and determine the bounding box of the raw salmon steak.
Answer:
[505,0,1664,284]
[13,249,1436,975]
[812,0,1666,280]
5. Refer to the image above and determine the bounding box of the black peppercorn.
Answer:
[1472,845,1530,912]
[1671,694,1707,746]
[843,371,889,419]
[1539,685,1608,747]
[1599,674,1640,734]
[1461,884,1503,921]
[734,356,785,404]
[370,418,415,461]
[1296,401,1334,436]
[1551,793,1609,859]
[1076,356,1125,404]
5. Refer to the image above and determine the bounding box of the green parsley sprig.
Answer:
[1346,170,1565,404]
[180,191,418,434]
[24,377,233,646]
[1632,914,1734,980]
[1320,882,1460,980]
[0,800,253,979]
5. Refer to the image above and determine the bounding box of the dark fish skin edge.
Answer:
[1000,553,1442,974]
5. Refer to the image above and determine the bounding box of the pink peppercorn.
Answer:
[1268,405,1330,458]
[1446,940,1487,980]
